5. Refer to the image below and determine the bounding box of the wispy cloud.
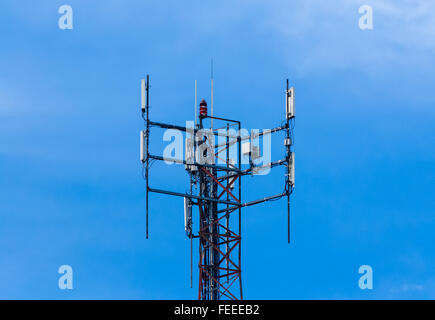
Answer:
[249,0,435,73]
[5,1,435,74]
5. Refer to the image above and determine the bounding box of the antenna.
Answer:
[141,79,146,113]
[195,80,198,127]
[140,75,296,300]
[211,59,214,131]
[141,74,150,239]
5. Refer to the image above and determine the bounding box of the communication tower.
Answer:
[140,75,295,300]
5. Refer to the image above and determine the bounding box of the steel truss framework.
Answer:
[140,75,295,300]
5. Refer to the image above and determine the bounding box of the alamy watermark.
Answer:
[359,5,373,30]
[358,265,373,290]
[58,5,73,30]
[58,265,73,290]
[158,121,273,176]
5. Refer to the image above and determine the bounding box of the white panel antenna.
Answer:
[288,152,295,186]
[184,197,192,236]
[141,79,146,113]
[286,87,295,119]
[242,142,251,156]
[242,142,260,160]
[185,137,197,171]
[140,130,147,163]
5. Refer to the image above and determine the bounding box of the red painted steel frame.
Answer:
[197,170,243,300]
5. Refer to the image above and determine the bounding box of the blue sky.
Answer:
[0,0,434,299]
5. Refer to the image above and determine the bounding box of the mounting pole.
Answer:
[211,59,214,131]
[226,123,230,284]
[145,74,150,239]
[238,120,243,300]
[286,78,290,244]
[195,80,198,128]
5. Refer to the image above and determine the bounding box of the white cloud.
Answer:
[7,1,435,73]
[249,0,435,74]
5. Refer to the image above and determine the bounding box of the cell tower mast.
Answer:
[140,75,295,300]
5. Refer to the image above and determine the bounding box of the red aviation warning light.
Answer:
[199,99,208,117]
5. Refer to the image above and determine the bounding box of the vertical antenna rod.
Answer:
[145,74,150,239]
[286,78,290,244]
[211,59,214,130]
[195,80,198,128]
